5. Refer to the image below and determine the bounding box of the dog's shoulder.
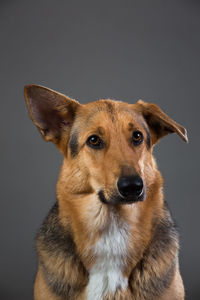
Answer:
[36,202,75,256]
[36,203,88,299]
[129,202,179,300]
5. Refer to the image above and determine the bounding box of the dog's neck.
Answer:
[56,171,173,299]
[58,188,163,299]
[58,181,164,267]
[38,199,178,300]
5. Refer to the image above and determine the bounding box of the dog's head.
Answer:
[24,85,187,209]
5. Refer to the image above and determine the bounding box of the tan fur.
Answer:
[24,85,187,300]
[34,268,64,300]
[159,265,184,300]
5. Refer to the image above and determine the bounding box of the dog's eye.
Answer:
[132,131,143,145]
[87,135,103,149]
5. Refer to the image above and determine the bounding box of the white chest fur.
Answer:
[86,215,129,300]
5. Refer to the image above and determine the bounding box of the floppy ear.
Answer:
[24,85,80,146]
[136,100,188,145]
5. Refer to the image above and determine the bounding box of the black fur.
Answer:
[146,129,151,149]
[141,122,151,149]
[104,101,115,122]
[36,203,88,298]
[129,203,178,299]
[37,203,76,257]
[69,131,79,157]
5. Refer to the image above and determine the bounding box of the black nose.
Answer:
[117,175,143,198]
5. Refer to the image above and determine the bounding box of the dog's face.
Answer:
[24,85,187,211]
[67,100,154,205]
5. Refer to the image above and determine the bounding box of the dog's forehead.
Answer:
[77,99,143,128]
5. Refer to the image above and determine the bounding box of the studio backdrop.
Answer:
[0,1,199,300]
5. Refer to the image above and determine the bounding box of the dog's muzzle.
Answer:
[98,175,145,205]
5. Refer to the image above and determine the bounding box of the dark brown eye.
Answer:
[87,135,103,149]
[132,131,143,145]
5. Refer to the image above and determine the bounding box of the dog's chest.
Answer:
[86,217,129,300]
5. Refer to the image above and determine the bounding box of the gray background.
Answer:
[0,1,199,299]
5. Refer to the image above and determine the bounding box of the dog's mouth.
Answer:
[98,189,145,205]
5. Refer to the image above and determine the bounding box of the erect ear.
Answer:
[24,84,80,146]
[136,100,188,145]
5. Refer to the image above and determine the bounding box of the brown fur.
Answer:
[24,85,187,300]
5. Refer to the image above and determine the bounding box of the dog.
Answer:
[24,84,187,300]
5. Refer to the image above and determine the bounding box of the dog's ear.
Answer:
[136,100,188,145]
[24,85,80,146]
